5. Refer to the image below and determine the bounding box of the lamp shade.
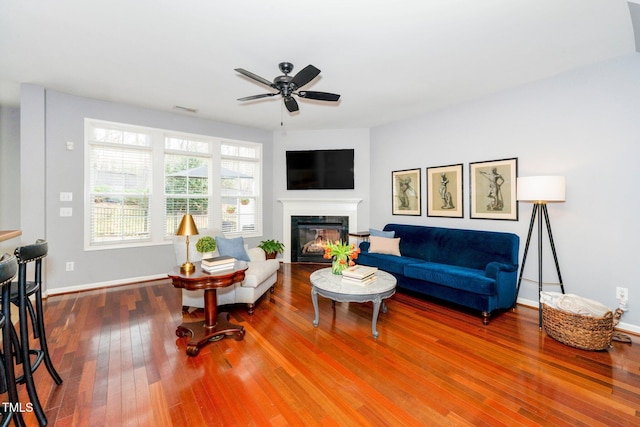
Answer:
[517,176,566,203]
[176,214,199,236]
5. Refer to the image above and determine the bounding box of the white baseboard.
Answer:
[44,274,168,297]
[516,297,639,335]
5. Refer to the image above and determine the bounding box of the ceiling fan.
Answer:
[235,62,341,113]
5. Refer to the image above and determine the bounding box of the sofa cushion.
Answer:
[357,252,422,275]
[404,262,496,295]
[216,236,250,261]
[369,228,395,238]
[368,236,401,256]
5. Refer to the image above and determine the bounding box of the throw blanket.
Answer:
[540,291,610,317]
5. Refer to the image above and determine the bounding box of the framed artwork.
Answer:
[426,164,463,218]
[392,168,421,215]
[469,157,518,220]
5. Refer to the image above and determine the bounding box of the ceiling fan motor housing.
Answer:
[274,75,294,96]
[278,62,294,74]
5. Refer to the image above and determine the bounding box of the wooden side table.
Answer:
[348,231,370,246]
[168,261,248,356]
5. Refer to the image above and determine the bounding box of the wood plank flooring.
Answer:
[17,263,640,426]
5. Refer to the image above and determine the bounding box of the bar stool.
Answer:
[11,240,63,426]
[0,254,24,427]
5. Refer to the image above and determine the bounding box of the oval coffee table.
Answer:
[310,267,396,338]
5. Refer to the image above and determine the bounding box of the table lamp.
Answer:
[176,214,199,273]
[515,176,566,328]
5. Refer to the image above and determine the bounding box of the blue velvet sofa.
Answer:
[357,224,519,324]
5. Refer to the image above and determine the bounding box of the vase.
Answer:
[331,255,349,275]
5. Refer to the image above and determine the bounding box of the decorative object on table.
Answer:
[322,240,359,275]
[469,158,518,220]
[515,175,566,328]
[426,163,463,218]
[341,265,378,286]
[540,291,625,350]
[195,236,217,258]
[201,255,236,273]
[342,265,378,280]
[392,168,421,216]
[257,239,285,260]
[176,214,199,273]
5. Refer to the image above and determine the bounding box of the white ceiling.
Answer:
[0,0,636,131]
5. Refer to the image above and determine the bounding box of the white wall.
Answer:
[271,128,371,242]
[370,53,640,330]
[20,88,273,293]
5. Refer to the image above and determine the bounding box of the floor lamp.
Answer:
[515,176,566,329]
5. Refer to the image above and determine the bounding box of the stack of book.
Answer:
[201,255,236,273]
[341,265,378,286]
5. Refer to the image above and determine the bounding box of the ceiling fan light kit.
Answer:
[235,62,341,113]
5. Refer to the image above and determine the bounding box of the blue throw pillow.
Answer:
[215,236,250,262]
[369,228,395,238]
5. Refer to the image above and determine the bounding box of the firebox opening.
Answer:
[291,216,349,263]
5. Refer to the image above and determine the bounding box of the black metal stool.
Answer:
[11,241,63,426]
[0,254,24,427]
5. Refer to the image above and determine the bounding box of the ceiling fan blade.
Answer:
[237,93,277,101]
[290,65,320,89]
[284,96,299,112]
[298,91,341,102]
[235,68,276,88]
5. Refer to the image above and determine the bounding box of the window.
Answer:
[85,120,262,249]
[220,141,262,237]
[164,137,212,236]
[86,125,153,246]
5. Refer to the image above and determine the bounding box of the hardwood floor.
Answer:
[18,263,640,426]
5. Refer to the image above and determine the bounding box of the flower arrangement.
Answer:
[322,240,360,274]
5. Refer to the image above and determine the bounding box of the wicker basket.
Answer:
[542,303,614,350]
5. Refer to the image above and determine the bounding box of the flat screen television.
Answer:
[286,149,355,190]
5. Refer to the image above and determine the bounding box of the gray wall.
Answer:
[20,88,272,292]
[369,53,640,331]
[0,106,21,254]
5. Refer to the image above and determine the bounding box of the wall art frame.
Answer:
[392,168,421,216]
[426,163,463,218]
[469,157,518,220]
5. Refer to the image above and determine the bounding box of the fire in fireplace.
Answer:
[291,216,349,263]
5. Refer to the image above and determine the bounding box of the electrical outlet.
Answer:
[65,261,74,272]
[616,287,628,301]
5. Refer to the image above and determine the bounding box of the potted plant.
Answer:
[240,198,250,205]
[258,239,284,260]
[226,205,236,214]
[195,236,217,258]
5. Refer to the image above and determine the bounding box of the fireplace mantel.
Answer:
[279,198,362,263]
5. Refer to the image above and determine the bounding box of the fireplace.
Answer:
[278,198,362,263]
[291,216,349,263]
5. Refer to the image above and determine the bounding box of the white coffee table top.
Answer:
[310,267,396,295]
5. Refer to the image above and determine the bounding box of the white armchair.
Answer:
[173,228,280,315]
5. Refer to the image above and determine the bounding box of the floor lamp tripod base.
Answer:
[514,203,565,329]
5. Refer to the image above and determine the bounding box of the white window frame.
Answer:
[84,119,263,250]
[219,139,263,239]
